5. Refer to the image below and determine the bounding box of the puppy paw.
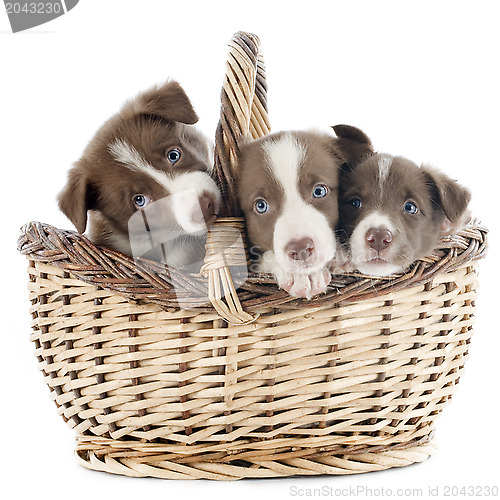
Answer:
[329,259,356,274]
[328,246,355,274]
[308,268,332,297]
[258,251,331,299]
[278,268,331,299]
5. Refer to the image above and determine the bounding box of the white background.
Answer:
[1,1,498,498]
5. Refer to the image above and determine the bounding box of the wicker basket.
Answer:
[18,32,487,480]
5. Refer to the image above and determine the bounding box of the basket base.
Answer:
[75,442,436,480]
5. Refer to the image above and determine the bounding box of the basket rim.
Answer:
[17,217,487,313]
[18,32,488,314]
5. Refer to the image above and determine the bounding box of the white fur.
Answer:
[169,173,220,233]
[263,134,306,198]
[350,211,401,276]
[262,134,336,273]
[109,139,220,234]
[109,139,161,182]
[377,154,393,188]
[254,134,336,298]
[259,250,331,299]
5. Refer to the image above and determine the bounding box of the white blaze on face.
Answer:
[109,139,221,234]
[377,154,394,189]
[262,134,336,272]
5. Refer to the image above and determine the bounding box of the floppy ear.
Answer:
[129,80,199,125]
[421,165,471,234]
[57,161,97,234]
[332,124,374,167]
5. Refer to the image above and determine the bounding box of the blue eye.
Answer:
[133,194,151,209]
[349,198,362,209]
[167,148,181,164]
[403,201,418,214]
[312,184,328,198]
[254,199,269,214]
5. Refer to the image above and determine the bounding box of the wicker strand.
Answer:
[198,32,269,323]
[74,440,436,480]
[17,218,488,312]
[200,218,254,325]
[215,32,271,217]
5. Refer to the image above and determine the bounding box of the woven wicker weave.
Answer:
[18,31,487,480]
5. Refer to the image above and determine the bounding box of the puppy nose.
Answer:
[286,238,315,262]
[365,228,393,252]
[197,192,217,224]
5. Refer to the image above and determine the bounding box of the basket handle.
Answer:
[214,31,271,217]
[202,32,271,325]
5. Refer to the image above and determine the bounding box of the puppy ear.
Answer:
[332,124,374,167]
[57,161,97,234]
[421,165,471,234]
[130,80,199,125]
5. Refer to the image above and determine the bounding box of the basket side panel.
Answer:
[28,259,477,462]
[201,264,477,445]
[29,259,104,433]
[27,260,236,442]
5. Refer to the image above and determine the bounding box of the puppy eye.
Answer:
[403,201,419,214]
[166,148,181,164]
[348,198,362,209]
[133,194,151,209]
[312,184,328,198]
[254,198,269,214]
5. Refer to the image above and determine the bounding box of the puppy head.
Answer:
[58,80,220,247]
[238,131,341,273]
[336,132,470,275]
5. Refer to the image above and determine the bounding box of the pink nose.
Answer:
[285,238,315,262]
[195,192,217,225]
[365,228,393,252]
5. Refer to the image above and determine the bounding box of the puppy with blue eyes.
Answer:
[237,130,344,299]
[333,125,471,276]
[58,80,221,269]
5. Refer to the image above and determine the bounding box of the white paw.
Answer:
[257,251,331,299]
[277,268,331,299]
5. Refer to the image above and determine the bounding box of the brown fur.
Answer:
[238,131,342,257]
[333,125,471,275]
[237,130,345,298]
[58,80,219,268]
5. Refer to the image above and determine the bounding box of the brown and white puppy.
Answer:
[334,125,471,276]
[58,80,221,269]
[238,131,343,298]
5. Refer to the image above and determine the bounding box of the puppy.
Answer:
[58,80,221,269]
[334,125,471,276]
[237,131,343,299]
